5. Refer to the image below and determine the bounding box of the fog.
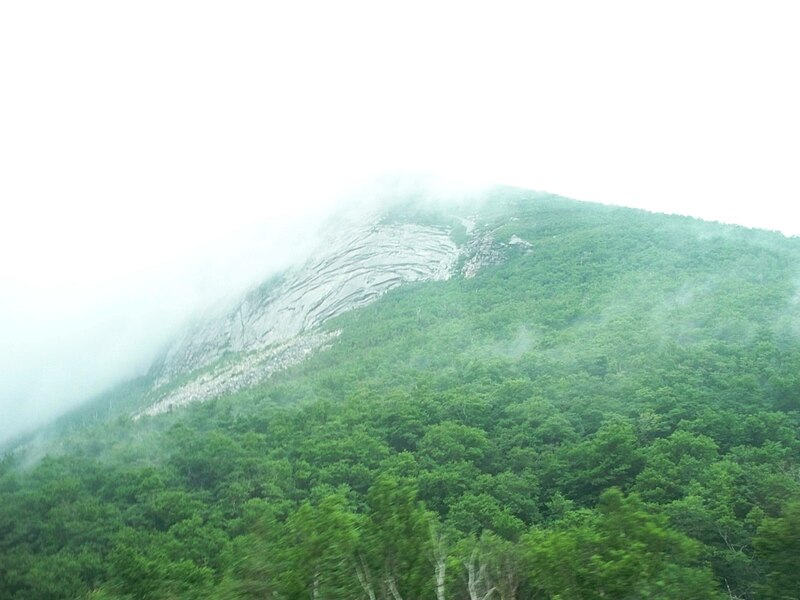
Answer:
[0,209,335,443]
[1,1,799,443]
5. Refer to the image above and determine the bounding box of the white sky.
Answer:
[1,1,799,441]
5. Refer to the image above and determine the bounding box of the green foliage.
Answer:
[754,501,800,599]
[3,191,800,598]
[525,489,724,599]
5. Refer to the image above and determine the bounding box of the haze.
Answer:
[1,1,798,443]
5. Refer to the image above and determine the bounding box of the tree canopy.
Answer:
[2,192,799,599]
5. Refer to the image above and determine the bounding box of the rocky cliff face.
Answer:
[138,214,462,416]
[155,219,459,380]
[138,206,530,417]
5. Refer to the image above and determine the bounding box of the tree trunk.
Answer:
[466,549,496,600]
[431,527,447,600]
[312,569,320,600]
[386,576,404,600]
[355,554,377,600]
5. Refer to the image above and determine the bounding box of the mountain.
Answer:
[2,187,799,600]
[142,205,461,416]
[140,191,535,417]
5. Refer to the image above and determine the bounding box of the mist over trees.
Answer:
[2,193,800,599]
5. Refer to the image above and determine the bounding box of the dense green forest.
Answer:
[2,194,800,599]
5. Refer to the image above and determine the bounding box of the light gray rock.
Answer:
[509,234,533,249]
[137,330,341,418]
[461,231,505,278]
[153,217,459,383]
[141,208,523,415]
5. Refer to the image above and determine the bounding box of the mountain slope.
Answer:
[2,188,800,600]
[140,190,539,416]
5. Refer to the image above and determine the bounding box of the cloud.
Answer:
[0,207,336,443]
[1,1,799,441]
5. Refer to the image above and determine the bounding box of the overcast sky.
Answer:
[1,1,799,442]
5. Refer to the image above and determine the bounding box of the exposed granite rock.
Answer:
[456,216,476,235]
[461,231,505,278]
[140,208,529,415]
[155,220,459,382]
[138,216,462,413]
[509,234,533,249]
[137,330,340,418]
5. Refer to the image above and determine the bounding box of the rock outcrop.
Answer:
[138,207,524,417]
[139,330,341,417]
[154,220,459,382]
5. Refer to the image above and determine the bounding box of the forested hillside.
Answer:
[2,192,799,599]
